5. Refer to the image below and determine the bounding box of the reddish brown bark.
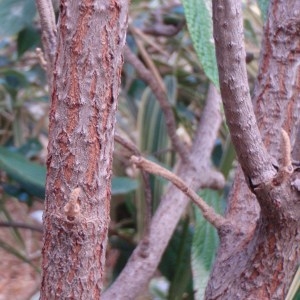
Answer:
[40,1,128,299]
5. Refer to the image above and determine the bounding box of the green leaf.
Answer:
[136,76,176,236]
[18,138,43,159]
[0,147,46,198]
[0,0,36,37]
[111,177,138,195]
[257,0,270,22]
[0,147,137,199]
[191,189,224,299]
[182,0,219,88]
[17,26,40,57]
[0,69,28,98]
[159,219,194,299]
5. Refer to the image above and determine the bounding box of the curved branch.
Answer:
[114,133,152,245]
[35,0,57,69]
[212,0,276,185]
[103,84,224,300]
[124,45,189,163]
[0,221,43,233]
[131,155,227,229]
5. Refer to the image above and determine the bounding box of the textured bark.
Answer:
[212,0,276,186]
[40,1,128,299]
[206,1,300,299]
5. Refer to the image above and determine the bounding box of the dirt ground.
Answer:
[0,199,42,300]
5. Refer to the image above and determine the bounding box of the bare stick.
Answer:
[114,133,140,156]
[114,133,153,254]
[131,155,227,229]
[104,85,223,300]
[124,45,189,163]
[212,0,276,186]
[0,221,43,233]
[35,0,57,69]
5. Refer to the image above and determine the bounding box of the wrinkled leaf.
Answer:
[0,0,36,37]
[182,0,219,88]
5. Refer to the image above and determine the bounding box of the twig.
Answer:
[0,221,43,233]
[103,84,223,300]
[212,0,276,186]
[35,0,57,70]
[124,45,189,163]
[35,47,48,70]
[142,10,185,37]
[129,26,166,93]
[131,155,227,229]
[114,133,140,156]
[114,133,152,256]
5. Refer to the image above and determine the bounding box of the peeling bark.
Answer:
[40,1,128,299]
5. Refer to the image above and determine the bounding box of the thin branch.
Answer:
[131,155,227,229]
[124,45,190,163]
[114,133,152,255]
[104,85,223,300]
[35,0,57,70]
[212,0,276,186]
[142,21,185,37]
[130,25,166,93]
[0,221,43,233]
[114,133,140,156]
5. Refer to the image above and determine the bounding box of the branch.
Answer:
[124,45,189,163]
[114,133,152,256]
[103,84,224,300]
[0,221,43,233]
[131,155,227,229]
[35,0,57,70]
[212,0,276,186]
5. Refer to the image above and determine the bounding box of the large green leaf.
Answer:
[182,0,219,88]
[0,147,136,199]
[257,0,270,22]
[191,189,224,299]
[111,177,138,195]
[0,147,46,198]
[0,0,36,37]
[17,26,40,57]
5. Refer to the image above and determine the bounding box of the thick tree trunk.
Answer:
[206,1,300,299]
[40,1,128,299]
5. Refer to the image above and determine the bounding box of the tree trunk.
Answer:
[40,1,128,298]
[206,1,300,299]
